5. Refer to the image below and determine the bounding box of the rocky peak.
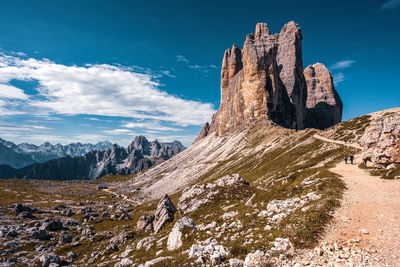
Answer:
[304,63,343,129]
[132,135,151,156]
[194,22,343,143]
[254,22,270,38]
[277,21,306,129]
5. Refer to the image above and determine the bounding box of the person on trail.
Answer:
[350,155,354,165]
[344,156,348,164]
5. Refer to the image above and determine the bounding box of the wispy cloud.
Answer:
[176,55,189,63]
[103,129,136,135]
[160,70,176,78]
[380,0,400,10]
[121,121,183,132]
[329,60,355,70]
[176,54,217,73]
[332,73,345,85]
[0,52,215,126]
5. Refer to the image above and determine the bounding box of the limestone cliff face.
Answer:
[304,63,343,130]
[359,115,400,166]
[276,22,307,130]
[195,22,343,143]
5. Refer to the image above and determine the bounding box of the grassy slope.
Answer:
[0,118,373,266]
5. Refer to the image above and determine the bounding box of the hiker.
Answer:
[344,156,348,164]
[350,155,354,165]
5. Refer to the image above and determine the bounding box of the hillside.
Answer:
[0,108,398,266]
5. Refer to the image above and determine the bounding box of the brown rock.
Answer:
[205,22,298,139]
[304,63,343,129]
[194,22,343,143]
[193,122,210,144]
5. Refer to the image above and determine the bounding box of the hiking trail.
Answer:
[313,134,400,265]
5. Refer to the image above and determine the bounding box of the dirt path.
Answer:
[313,134,400,265]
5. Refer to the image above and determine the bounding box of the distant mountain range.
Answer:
[0,136,185,180]
[0,138,114,168]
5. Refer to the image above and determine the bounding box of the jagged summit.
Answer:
[195,22,342,143]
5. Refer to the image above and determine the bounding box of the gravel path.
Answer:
[312,135,400,266]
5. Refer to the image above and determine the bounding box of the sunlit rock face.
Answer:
[195,22,343,143]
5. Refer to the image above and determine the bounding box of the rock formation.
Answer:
[153,194,177,234]
[195,22,343,142]
[359,115,400,167]
[304,63,343,129]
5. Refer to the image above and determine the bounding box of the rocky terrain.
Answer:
[0,136,184,180]
[0,21,398,267]
[0,138,114,168]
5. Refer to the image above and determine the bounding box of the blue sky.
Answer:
[0,0,399,146]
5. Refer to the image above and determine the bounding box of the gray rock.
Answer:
[167,216,195,250]
[115,258,133,267]
[136,215,154,232]
[40,219,63,231]
[229,258,244,267]
[67,251,76,258]
[59,234,72,244]
[38,253,61,267]
[32,230,51,240]
[153,194,176,233]
[107,230,135,251]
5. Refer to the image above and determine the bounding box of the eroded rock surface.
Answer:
[359,115,400,166]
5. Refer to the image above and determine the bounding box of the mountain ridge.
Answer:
[0,136,185,180]
[0,138,114,168]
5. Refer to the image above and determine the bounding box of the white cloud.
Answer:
[176,55,189,63]
[103,129,136,135]
[329,60,355,70]
[160,70,176,78]
[0,84,29,99]
[0,53,216,126]
[122,121,182,132]
[31,125,51,130]
[380,0,400,10]
[333,73,345,85]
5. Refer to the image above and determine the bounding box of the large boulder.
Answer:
[153,194,176,233]
[167,216,195,250]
